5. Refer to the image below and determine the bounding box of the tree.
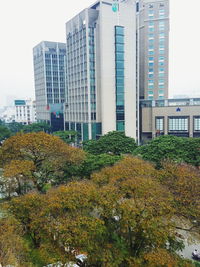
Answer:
[134,135,200,168]
[22,122,51,133]
[0,132,85,194]
[6,121,24,134]
[0,125,11,144]
[159,162,200,231]
[0,215,32,267]
[83,131,137,155]
[6,157,193,266]
[53,130,79,144]
[63,153,122,180]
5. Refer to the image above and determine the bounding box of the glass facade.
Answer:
[89,27,96,123]
[156,117,164,131]
[115,26,125,132]
[44,49,66,105]
[194,117,200,131]
[168,117,188,132]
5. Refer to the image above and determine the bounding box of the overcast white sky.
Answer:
[0,0,200,106]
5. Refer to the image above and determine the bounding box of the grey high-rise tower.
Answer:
[137,0,169,100]
[33,41,67,127]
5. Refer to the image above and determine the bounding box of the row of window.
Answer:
[148,9,165,15]
[148,48,165,55]
[148,33,165,39]
[156,117,200,132]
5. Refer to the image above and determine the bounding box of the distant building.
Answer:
[137,0,169,100]
[0,106,15,123]
[33,41,67,130]
[141,98,200,142]
[14,99,36,125]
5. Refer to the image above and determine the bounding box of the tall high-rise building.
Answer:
[65,0,137,141]
[137,0,169,100]
[33,41,67,129]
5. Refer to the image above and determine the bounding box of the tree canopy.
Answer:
[83,131,137,155]
[53,130,79,144]
[134,135,200,168]
[3,157,197,266]
[22,122,51,133]
[0,125,11,144]
[0,132,85,195]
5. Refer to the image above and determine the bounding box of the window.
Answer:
[168,117,188,131]
[149,45,154,50]
[149,21,154,26]
[159,56,165,61]
[159,9,165,14]
[149,62,154,67]
[148,95,154,100]
[149,68,154,73]
[159,49,165,54]
[159,79,164,85]
[149,57,154,61]
[159,89,164,94]
[148,90,154,95]
[159,68,165,72]
[156,117,164,131]
[148,51,154,55]
[159,61,164,66]
[149,27,154,32]
[159,73,165,77]
[116,35,124,44]
[159,84,165,89]
[115,27,124,35]
[116,52,124,61]
[148,80,154,84]
[159,33,165,38]
[159,21,165,31]
[149,10,154,15]
[194,117,200,131]
[148,85,154,89]
[149,74,154,78]
[148,33,154,39]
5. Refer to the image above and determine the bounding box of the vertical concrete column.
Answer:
[164,115,168,135]
[189,115,193,137]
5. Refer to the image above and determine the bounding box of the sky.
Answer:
[0,0,200,106]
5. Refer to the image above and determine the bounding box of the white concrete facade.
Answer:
[65,0,137,140]
[15,99,36,125]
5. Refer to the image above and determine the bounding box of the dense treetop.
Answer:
[83,131,137,155]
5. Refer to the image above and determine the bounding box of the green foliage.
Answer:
[83,131,137,155]
[6,122,24,134]
[22,122,51,133]
[134,135,200,168]
[63,153,122,180]
[0,125,11,143]
[53,130,78,144]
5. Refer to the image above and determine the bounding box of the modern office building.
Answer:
[14,99,36,125]
[141,98,200,142]
[64,0,137,141]
[33,41,67,130]
[137,0,169,100]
